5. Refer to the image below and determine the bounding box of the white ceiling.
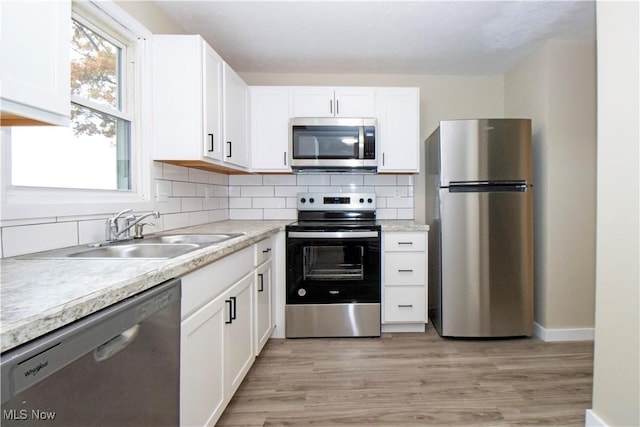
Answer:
[154,0,596,75]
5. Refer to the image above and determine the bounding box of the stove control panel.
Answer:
[297,192,376,211]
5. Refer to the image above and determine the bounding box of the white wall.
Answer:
[504,40,597,331]
[590,1,640,425]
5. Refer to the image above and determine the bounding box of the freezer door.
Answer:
[439,187,533,337]
[440,119,532,185]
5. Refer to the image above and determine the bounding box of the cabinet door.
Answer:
[250,87,291,172]
[181,296,226,427]
[376,87,420,173]
[224,273,255,396]
[292,87,335,117]
[153,35,205,161]
[223,63,249,168]
[203,44,223,161]
[1,0,70,126]
[334,87,375,117]
[254,261,273,355]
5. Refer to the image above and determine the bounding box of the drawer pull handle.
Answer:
[398,269,414,273]
[398,304,414,308]
[262,248,272,253]
[398,242,414,245]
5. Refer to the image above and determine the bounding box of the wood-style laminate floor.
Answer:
[218,324,594,426]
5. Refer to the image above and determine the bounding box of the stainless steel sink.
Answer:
[19,233,245,259]
[68,243,201,259]
[140,233,244,245]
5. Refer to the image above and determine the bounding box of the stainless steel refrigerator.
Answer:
[425,119,534,337]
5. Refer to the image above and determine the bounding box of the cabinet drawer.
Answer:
[384,287,426,323]
[384,232,426,252]
[384,252,426,286]
[254,237,273,266]
[181,246,253,319]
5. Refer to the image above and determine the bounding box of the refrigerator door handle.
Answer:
[448,182,528,193]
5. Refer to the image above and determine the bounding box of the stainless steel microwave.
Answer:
[289,118,377,172]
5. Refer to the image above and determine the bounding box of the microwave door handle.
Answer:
[358,126,365,159]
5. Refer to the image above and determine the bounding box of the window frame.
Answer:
[0,0,154,220]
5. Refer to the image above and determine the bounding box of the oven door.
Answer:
[286,230,381,304]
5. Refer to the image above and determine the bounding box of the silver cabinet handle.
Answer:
[336,99,339,115]
[398,269,414,273]
[329,99,333,114]
[398,242,414,245]
[398,304,414,308]
[284,151,287,166]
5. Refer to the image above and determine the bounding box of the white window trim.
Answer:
[0,1,154,221]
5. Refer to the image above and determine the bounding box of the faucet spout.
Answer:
[116,211,161,239]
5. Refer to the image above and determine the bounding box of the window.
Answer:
[8,2,139,192]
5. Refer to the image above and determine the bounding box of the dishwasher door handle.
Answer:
[94,324,140,362]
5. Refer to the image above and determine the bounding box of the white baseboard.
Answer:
[381,323,426,333]
[585,409,609,427]
[534,322,594,342]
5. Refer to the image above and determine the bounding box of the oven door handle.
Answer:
[288,231,379,239]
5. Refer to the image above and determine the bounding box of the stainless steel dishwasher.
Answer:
[1,278,181,427]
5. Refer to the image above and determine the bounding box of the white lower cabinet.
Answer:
[179,236,278,427]
[382,231,428,333]
[180,295,226,427]
[224,273,255,396]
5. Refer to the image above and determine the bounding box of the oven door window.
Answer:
[286,238,380,305]
[292,125,360,159]
[303,245,364,281]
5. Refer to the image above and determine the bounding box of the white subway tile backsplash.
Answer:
[297,175,331,186]
[78,219,106,245]
[162,163,189,181]
[364,175,397,186]
[274,186,308,197]
[188,168,210,184]
[188,210,210,226]
[229,198,252,209]
[163,212,190,231]
[387,197,414,208]
[173,181,197,197]
[331,174,364,186]
[252,198,286,209]
[264,209,296,220]
[3,222,78,257]
[397,209,414,220]
[376,209,398,220]
[182,197,204,212]
[241,186,274,197]
[263,174,297,186]
[1,160,416,257]
[229,209,263,220]
[229,175,262,186]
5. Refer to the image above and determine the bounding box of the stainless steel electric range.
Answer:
[285,192,381,338]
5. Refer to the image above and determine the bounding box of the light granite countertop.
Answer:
[0,219,428,353]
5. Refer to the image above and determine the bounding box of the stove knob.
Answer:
[359,198,364,203]
[367,198,373,203]
[300,197,306,203]
[298,288,307,297]
[309,198,315,203]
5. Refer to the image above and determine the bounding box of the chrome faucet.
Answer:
[105,210,160,241]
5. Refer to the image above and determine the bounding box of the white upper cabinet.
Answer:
[292,86,375,118]
[1,0,70,126]
[376,87,420,173]
[222,63,249,168]
[249,86,291,172]
[153,35,223,164]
